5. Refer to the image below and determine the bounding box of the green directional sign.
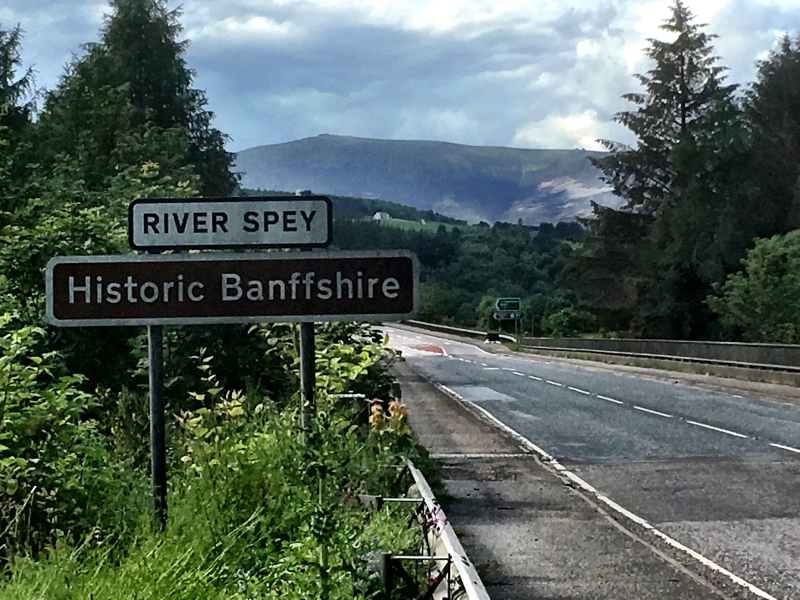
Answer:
[494,297,521,312]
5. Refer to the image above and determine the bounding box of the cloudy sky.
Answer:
[3,0,799,152]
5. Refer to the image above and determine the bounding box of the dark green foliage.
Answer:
[334,217,590,335]
[591,0,735,214]
[708,231,800,343]
[0,318,148,560]
[35,0,236,196]
[635,100,760,338]
[746,34,800,232]
[0,25,34,212]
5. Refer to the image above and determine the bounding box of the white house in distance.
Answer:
[373,211,391,221]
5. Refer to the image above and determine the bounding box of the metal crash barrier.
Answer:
[356,461,490,599]
[407,460,491,600]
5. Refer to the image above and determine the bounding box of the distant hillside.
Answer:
[235,134,622,224]
[241,189,466,224]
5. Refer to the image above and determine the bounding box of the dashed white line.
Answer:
[770,442,800,455]
[480,363,488,367]
[546,380,564,387]
[502,368,515,372]
[633,406,673,418]
[685,420,748,439]
[512,371,525,377]
[529,375,542,381]
[431,381,779,600]
[568,386,591,395]
[484,367,500,371]
[597,395,624,405]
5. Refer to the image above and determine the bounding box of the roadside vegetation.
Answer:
[0,1,436,597]
[579,1,800,342]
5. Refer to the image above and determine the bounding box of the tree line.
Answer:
[579,0,800,343]
[333,218,590,336]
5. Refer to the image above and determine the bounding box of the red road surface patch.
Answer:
[411,345,444,354]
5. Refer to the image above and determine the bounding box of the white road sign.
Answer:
[128,196,332,250]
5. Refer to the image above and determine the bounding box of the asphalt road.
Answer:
[385,325,800,600]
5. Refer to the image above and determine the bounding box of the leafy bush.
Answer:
[0,314,147,560]
[708,230,800,343]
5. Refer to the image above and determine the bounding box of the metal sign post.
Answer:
[148,324,167,531]
[300,322,315,437]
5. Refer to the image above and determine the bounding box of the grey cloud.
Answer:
[7,0,800,154]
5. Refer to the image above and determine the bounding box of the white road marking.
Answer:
[685,420,748,439]
[633,406,673,418]
[770,443,800,455]
[568,386,591,395]
[502,368,515,372]
[484,367,500,371]
[529,375,542,381]
[432,382,780,600]
[597,395,624,405]
[512,371,525,377]
[546,380,563,387]
[481,363,488,367]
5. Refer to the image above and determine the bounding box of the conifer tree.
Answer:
[0,25,35,213]
[36,0,236,196]
[591,0,735,214]
[746,34,800,231]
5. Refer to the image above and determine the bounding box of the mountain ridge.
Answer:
[235,134,621,224]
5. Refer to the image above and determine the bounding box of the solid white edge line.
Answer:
[685,420,748,439]
[433,382,779,600]
[568,386,591,395]
[597,395,624,405]
[546,380,564,387]
[770,442,800,454]
[633,406,673,418]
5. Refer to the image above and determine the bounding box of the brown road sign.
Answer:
[46,250,418,327]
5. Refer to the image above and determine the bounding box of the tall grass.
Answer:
[0,325,426,599]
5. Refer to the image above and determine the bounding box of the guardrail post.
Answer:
[378,551,392,598]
